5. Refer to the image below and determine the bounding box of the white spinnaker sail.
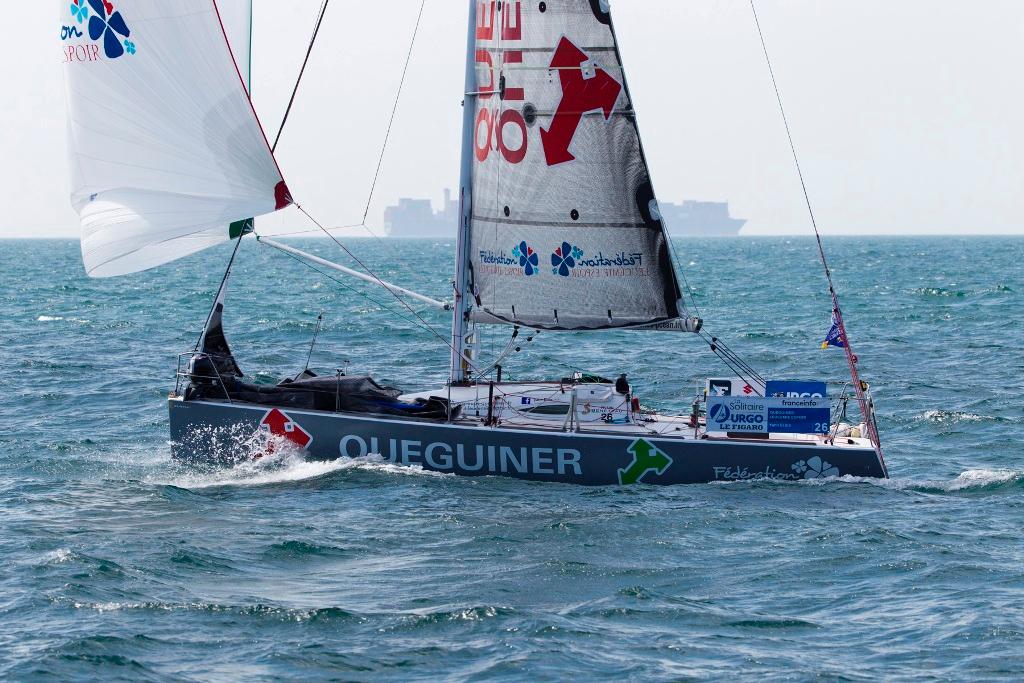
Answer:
[468,1,682,330]
[63,0,289,278]
[216,0,255,238]
[216,0,253,90]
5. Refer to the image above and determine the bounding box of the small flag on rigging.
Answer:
[821,312,847,349]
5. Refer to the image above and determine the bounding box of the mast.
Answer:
[451,0,478,384]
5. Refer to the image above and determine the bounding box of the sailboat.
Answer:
[63,0,887,485]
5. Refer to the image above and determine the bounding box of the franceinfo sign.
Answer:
[707,396,831,435]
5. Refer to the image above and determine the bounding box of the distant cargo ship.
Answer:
[658,200,746,236]
[384,191,745,237]
[384,189,459,238]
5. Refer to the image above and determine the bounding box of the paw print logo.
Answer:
[551,241,583,277]
[87,0,132,59]
[793,456,840,479]
[511,241,539,276]
[70,0,89,23]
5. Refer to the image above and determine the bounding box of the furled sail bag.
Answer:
[469,0,683,330]
[62,0,289,277]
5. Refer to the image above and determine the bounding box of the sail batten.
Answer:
[63,0,288,278]
[466,0,683,331]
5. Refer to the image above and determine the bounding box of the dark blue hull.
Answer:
[168,398,887,486]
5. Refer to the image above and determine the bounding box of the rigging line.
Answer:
[717,340,765,386]
[703,345,758,389]
[272,0,330,153]
[304,310,324,371]
[748,0,827,276]
[749,0,881,456]
[294,203,481,372]
[472,327,521,382]
[360,0,429,226]
[704,332,766,384]
[698,330,765,388]
[272,245,433,334]
[702,340,763,394]
[353,220,387,242]
[677,259,703,319]
[694,326,760,379]
[256,223,368,239]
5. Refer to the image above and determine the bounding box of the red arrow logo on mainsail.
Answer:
[540,37,623,166]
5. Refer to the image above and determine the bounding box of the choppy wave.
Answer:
[916,410,1022,426]
[911,284,1016,298]
[159,451,451,490]
[63,599,368,623]
[923,409,988,423]
[263,540,353,559]
[42,548,74,565]
[63,598,517,630]
[941,468,1024,491]
[861,469,1023,494]
[713,469,1024,495]
[911,286,967,297]
[922,410,987,424]
[35,315,91,324]
[160,452,350,490]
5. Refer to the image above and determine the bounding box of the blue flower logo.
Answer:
[87,0,132,59]
[511,241,539,276]
[551,242,583,277]
[70,0,89,23]
[791,456,840,479]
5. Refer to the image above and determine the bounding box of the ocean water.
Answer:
[0,236,1021,681]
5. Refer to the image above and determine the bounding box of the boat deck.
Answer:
[400,382,875,451]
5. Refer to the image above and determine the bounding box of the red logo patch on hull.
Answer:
[257,408,312,456]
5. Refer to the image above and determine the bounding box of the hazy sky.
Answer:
[4,1,1023,238]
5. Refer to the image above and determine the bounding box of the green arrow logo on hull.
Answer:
[618,439,673,485]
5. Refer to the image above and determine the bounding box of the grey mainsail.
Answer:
[465,0,684,331]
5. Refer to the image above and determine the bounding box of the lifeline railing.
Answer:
[174,351,233,403]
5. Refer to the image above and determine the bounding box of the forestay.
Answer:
[63,0,289,278]
[468,0,683,330]
[215,0,253,90]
